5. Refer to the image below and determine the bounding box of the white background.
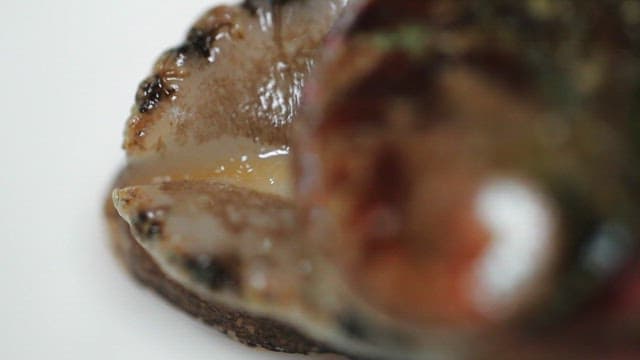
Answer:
[0,1,341,359]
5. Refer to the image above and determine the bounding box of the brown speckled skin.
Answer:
[124,0,347,158]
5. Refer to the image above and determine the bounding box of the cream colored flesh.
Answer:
[123,136,292,198]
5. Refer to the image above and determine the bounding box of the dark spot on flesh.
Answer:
[184,254,241,291]
[186,28,218,58]
[136,75,176,114]
[132,209,165,240]
[337,312,369,341]
[179,21,237,60]
[174,43,191,57]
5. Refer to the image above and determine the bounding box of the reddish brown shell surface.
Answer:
[295,0,640,357]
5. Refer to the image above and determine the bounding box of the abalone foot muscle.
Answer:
[108,0,352,357]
